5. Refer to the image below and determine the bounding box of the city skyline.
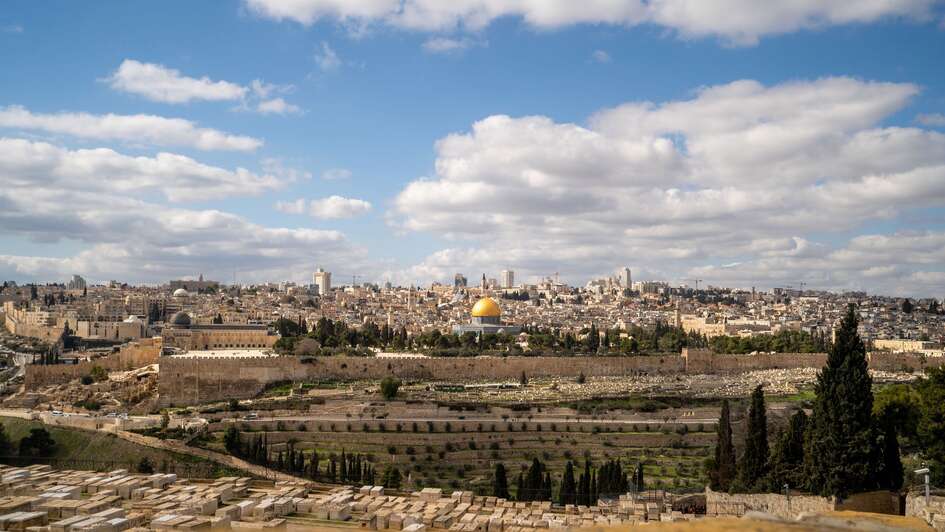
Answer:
[1,1,945,296]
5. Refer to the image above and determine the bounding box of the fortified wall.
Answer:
[158,354,686,407]
[159,347,945,407]
[24,337,162,389]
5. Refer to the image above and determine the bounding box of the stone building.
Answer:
[162,312,278,350]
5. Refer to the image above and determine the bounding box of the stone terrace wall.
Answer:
[706,488,899,519]
[158,354,686,407]
[24,337,161,389]
[706,488,832,519]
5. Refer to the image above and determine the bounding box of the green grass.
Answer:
[0,417,240,477]
[776,389,816,403]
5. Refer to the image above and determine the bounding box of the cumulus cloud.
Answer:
[244,0,937,45]
[0,105,262,151]
[391,77,945,296]
[278,196,372,219]
[0,137,283,202]
[106,59,248,104]
[256,97,303,115]
[106,60,303,114]
[0,138,365,284]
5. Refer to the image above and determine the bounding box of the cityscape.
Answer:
[1,1,945,531]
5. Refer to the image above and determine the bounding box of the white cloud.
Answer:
[106,59,248,104]
[0,138,366,284]
[310,196,373,219]
[244,0,937,45]
[422,36,481,53]
[2,24,23,34]
[106,61,303,114]
[0,137,284,202]
[314,42,342,70]
[0,105,262,151]
[275,198,308,214]
[590,50,611,63]
[390,77,945,296]
[917,113,945,126]
[261,158,312,182]
[256,97,303,115]
[277,196,372,218]
[321,167,352,180]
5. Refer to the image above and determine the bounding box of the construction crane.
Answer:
[683,279,703,290]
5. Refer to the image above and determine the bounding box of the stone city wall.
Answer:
[157,349,945,407]
[24,337,162,389]
[706,488,900,519]
[682,348,828,373]
[158,354,686,407]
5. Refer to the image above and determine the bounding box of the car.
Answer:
[51,410,63,416]
[243,413,258,420]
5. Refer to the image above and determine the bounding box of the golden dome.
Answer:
[471,297,501,318]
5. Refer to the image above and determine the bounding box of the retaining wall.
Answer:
[24,338,162,389]
[706,488,900,519]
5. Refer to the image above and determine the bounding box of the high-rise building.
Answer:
[454,273,467,289]
[67,274,87,290]
[313,267,331,296]
[501,270,514,289]
[620,267,632,288]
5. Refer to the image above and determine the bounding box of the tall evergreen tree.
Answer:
[876,412,903,490]
[558,461,576,505]
[493,463,510,499]
[709,399,737,491]
[805,304,880,497]
[515,472,525,501]
[738,385,769,491]
[768,409,808,491]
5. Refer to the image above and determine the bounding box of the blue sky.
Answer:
[1,0,945,296]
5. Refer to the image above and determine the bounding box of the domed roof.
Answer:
[172,288,188,297]
[471,297,501,318]
[169,311,191,326]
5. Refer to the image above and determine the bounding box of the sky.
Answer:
[1,0,945,297]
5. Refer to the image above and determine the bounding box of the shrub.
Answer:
[380,377,401,400]
[80,375,93,385]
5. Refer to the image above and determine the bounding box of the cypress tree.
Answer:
[634,463,644,493]
[559,461,576,505]
[493,463,510,499]
[805,304,879,497]
[877,413,903,490]
[710,399,736,491]
[768,409,807,491]
[515,472,525,501]
[738,385,769,491]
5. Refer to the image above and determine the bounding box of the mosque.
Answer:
[452,297,521,336]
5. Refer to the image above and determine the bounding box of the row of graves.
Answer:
[0,464,307,530]
[0,465,699,531]
[303,486,699,531]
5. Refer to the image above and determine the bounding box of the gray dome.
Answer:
[169,312,191,326]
